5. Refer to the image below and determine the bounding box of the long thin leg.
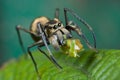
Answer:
[67,23,97,52]
[16,25,38,53]
[37,23,62,69]
[38,47,62,69]
[80,33,97,52]
[64,8,68,26]
[27,41,43,79]
[55,8,59,19]
[64,8,96,48]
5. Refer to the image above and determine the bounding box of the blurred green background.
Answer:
[0,0,120,65]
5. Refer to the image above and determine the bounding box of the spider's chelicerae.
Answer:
[16,8,97,79]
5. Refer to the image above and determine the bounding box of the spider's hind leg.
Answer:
[16,25,37,56]
[55,8,60,19]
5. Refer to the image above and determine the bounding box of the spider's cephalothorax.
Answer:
[16,8,97,79]
[31,17,72,50]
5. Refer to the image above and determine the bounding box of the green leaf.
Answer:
[0,50,120,80]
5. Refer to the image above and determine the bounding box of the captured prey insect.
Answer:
[16,8,97,78]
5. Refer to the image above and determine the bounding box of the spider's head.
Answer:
[45,18,63,34]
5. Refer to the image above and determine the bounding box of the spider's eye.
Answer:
[58,23,61,27]
[48,26,52,29]
[53,25,57,29]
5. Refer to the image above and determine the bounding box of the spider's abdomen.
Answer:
[30,16,49,42]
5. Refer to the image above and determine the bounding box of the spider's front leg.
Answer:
[63,8,97,51]
[37,23,62,69]
[66,21,97,52]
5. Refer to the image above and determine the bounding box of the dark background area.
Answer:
[0,0,120,65]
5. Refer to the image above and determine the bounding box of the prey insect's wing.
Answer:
[64,8,96,49]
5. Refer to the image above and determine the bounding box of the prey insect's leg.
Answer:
[16,25,38,54]
[27,41,43,79]
[37,23,62,69]
[38,47,62,69]
[55,8,59,19]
